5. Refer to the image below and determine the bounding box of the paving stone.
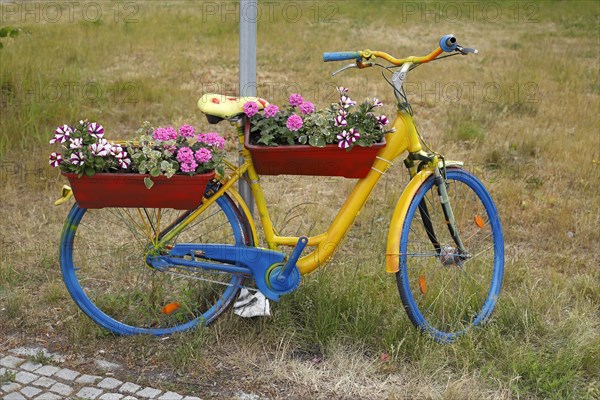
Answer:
[33,393,62,400]
[0,367,5,375]
[136,387,162,398]
[48,382,73,396]
[14,372,38,385]
[9,348,64,364]
[18,363,42,373]
[53,368,79,381]
[95,359,122,371]
[0,356,25,369]
[32,366,59,378]
[76,386,104,399]
[98,377,123,390]
[158,392,183,400]
[99,394,125,400]
[3,391,26,400]
[31,377,56,388]
[118,382,141,394]
[19,386,42,398]
[1,382,22,393]
[76,374,103,384]
[182,397,202,400]
[122,397,139,400]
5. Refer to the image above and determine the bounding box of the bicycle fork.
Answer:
[405,156,469,266]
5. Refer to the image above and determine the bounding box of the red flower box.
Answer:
[244,133,386,178]
[63,171,215,210]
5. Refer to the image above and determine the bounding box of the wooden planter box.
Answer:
[63,171,215,210]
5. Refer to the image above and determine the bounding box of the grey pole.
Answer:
[239,0,256,214]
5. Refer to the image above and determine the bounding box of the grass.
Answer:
[1,0,599,399]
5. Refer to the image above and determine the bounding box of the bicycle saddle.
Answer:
[198,93,268,123]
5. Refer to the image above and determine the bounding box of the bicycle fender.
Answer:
[386,169,434,273]
[386,162,464,273]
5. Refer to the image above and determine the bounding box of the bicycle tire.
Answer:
[60,193,252,335]
[397,168,504,342]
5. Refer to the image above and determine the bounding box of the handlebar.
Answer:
[323,34,473,65]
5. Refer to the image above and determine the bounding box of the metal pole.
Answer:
[239,0,256,214]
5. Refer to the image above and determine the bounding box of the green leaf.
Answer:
[150,167,161,177]
[0,28,9,38]
[144,177,154,189]
[84,167,95,177]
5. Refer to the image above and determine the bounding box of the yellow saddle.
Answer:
[197,93,268,123]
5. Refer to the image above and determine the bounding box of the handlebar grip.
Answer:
[323,51,361,62]
[440,34,458,52]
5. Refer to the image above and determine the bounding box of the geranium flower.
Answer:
[286,114,303,131]
[88,122,104,138]
[299,101,315,115]
[176,147,195,164]
[264,104,279,118]
[153,127,178,141]
[243,101,259,117]
[194,148,212,163]
[288,93,304,107]
[69,137,83,149]
[49,152,62,167]
[70,151,85,165]
[340,95,356,109]
[179,124,196,138]
[334,114,347,127]
[180,160,198,173]
[196,132,225,149]
[336,128,360,149]
[50,125,72,144]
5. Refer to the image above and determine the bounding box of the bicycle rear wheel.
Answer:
[60,193,252,335]
[397,168,504,342]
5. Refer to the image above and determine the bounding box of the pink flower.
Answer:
[88,122,104,138]
[337,128,360,149]
[196,132,225,149]
[243,101,259,117]
[334,114,347,127]
[264,104,279,118]
[153,127,178,141]
[194,148,212,163]
[299,101,315,115]
[176,147,195,164]
[49,152,62,168]
[286,114,303,131]
[179,124,196,138]
[288,93,304,107]
[180,160,198,173]
[50,125,71,144]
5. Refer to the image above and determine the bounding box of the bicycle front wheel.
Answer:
[60,193,252,335]
[397,168,504,342]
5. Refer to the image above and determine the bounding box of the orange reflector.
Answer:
[418,275,427,295]
[474,215,485,228]
[162,302,180,315]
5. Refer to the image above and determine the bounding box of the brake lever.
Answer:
[331,61,373,76]
[456,45,478,55]
[331,63,357,76]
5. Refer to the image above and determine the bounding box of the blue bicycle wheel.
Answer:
[60,194,252,335]
[397,168,504,342]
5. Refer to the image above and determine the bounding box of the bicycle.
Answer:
[57,35,504,343]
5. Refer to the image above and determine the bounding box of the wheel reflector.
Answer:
[418,275,427,295]
[474,215,485,228]
[162,302,180,315]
